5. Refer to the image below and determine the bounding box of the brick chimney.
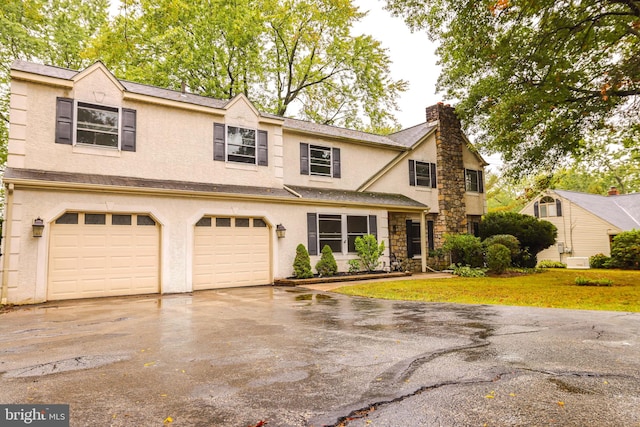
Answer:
[608,186,619,196]
[426,103,468,246]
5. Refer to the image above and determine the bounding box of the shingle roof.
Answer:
[286,185,427,209]
[11,60,428,150]
[554,189,640,230]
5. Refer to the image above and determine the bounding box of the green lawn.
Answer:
[334,269,640,312]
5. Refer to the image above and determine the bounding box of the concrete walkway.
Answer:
[302,271,454,291]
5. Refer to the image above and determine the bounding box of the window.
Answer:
[137,215,156,226]
[55,212,79,224]
[465,169,484,193]
[112,214,132,225]
[55,98,136,151]
[307,213,377,255]
[213,123,268,166]
[85,213,106,225]
[534,196,562,218]
[300,143,341,178]
[253,218,267,227]
[409,160,437,188]
[235,218,250,227]
[216,218,231,227]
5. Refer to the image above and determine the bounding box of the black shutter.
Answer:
[55,97,74,144]
[307,213,318,255]
[533,201,539,218]
[368,215,377,239]
[300,143,309,175]
[406,219,414,258]
[213,123,225,161]
[427,220,435,251]
[556,198,562,217]
[478,170,484,193]
[430,163,437,188]
[257,130,268,166]
[121,108,136,152]
[409,160,416,186]
[332,147,341,178]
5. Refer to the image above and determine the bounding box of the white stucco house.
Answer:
[520,188,640,264]
[1,60,487,304]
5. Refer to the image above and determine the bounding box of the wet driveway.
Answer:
[1,287,639,426]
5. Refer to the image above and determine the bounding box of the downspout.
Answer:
[420,210,429,273]
[1,183,14,304]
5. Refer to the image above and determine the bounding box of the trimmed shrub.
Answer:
[347,259,361,274]
[483,234,521,260]
[610,229,640,270]
[443,234,484,267]
[589,253,611,269]
[315,245,338,276]
[451,264,487,277]
[480,212,557,268]
[486,243,511,274]
[537,260,567,268]
[355,234,385,272]
[293,244,313,278]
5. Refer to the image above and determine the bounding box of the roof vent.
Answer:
[608,186,619,196]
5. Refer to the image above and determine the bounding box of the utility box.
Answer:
[566,257,590,269]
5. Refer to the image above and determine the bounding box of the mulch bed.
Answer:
[274,271,412,286]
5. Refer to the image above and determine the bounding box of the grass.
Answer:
[334,269,640,312]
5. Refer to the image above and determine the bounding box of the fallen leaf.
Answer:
[163,416,173,424]
[160,394,167,397]
[144,361,156,367]
[557,401,565,407]
[509,393,516,397]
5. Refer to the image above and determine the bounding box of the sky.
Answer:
[352,0,442,129]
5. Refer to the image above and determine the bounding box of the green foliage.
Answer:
[483,234,520,259]
[537,260,567,269]
[293,244,313,279]
[610,230,640,270]
[347,259,361,274]
[442,233,484,268]
[486,243,511,275]
[385,0,640,179]
[90,0,406,132]
[315,245,338,277]
[589,253,613,269]
[480,212,557,268]
[354,234,385,272]
[450,264,487,278]
[575,277,613,287]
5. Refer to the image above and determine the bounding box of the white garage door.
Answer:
[48,212,160,300]
[193,216,271,290]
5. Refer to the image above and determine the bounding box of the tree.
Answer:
[354,234,385,272]
[91,0,407,131]
[479,212,557,268]
[315,244,338,276]
[293,243,313,278]
[385,0,640,178]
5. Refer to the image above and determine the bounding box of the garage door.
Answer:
[48,212,160,300]
[193,216,270,290]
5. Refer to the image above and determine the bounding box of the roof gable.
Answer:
[549,190,640,230]
[72,61,124,92]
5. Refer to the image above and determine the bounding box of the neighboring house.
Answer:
[520,188,640,263]
[1,60,486,304]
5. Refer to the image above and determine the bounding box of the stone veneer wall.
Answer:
[388,212,421,272]
[427,103,468,248]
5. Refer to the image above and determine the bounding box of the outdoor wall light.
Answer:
[32,217,45,238]
[276,224,286,238]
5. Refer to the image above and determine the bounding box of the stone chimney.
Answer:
[427,103,468,246]
[608,186,620,196]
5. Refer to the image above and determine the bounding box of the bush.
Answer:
[483,234,521,260]
[480,212,557,268]
[347,259,361,274]
[537,260,567,268]
[442,234,484,267]
[575,276,613,286]
[355,234,385,272]
[589,253,612,269]
[315,245,338,276]
[293,244,313,278]
[486,243,511,274]
[610,229,640,270]
[450,264,487,277]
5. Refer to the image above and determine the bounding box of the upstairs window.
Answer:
[534,196,562,218]
[300,143,341,178]
[409,160,437,188]
[213,123,268,166]
[55,97,136,151]
[465,169,484,193]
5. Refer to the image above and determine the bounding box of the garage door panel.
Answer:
[193,217,270,290]
[48,213,160,300]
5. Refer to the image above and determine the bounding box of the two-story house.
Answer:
[1,60,486,304]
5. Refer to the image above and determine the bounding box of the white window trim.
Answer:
[73,100,122,150]
[309,144,333,177]
[226,125,258,165]
[317,213,372,255]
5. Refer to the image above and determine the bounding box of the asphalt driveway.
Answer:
[1,287,639,426]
